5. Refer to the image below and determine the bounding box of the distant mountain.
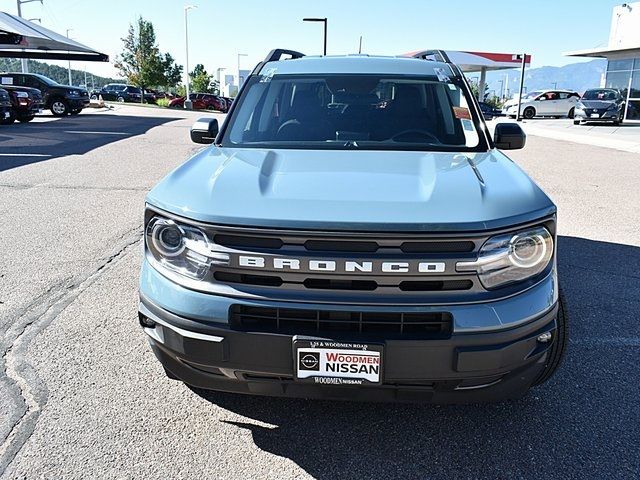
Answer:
[0,58,122,89]
[484,59,607,98]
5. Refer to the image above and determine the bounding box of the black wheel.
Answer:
[573,120,580,125]
[70,108,82,115]
[90,94,98,100]
[1,108,16,125]
[17,115,35,123]
[50,99,69,116]
[523,107,535,119]
[533,289,568,386]
[117,96,125,103]
[568,107,575,119]
[614,113,623,126]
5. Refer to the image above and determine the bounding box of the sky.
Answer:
[2,0,625,81]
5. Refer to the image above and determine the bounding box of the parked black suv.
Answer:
[91,83,151,103]
[0,85,44,124]
[0,73,89,116]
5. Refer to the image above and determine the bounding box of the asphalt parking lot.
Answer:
[0,107,638,479]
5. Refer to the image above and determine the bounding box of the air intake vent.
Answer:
[213,234,283,250]
[400,241,475,253]
[230,305,453,339]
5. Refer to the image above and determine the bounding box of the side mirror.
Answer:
[190,117,219,144]
[494,123,526,150]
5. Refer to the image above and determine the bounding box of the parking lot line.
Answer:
[63,130,129,135]
[0,153,52,157]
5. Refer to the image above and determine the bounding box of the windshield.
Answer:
[222,73,484,151]
[582,89,619,101]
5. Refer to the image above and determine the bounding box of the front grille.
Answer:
[203,227,486,300]
[230,305,453,339]
[146,207,555,304]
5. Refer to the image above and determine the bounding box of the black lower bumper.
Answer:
[140,299,558,404]
[66,98,88,110]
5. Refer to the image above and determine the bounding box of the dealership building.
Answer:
[566,2,640,121]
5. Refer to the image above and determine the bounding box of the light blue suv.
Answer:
[139,49,567,403]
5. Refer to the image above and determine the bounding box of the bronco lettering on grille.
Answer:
[237,255,445,274]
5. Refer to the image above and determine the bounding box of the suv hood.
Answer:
[580,100,618,109]
[504,98,532,108]
[1,85,40,93]
[147,147,555,232]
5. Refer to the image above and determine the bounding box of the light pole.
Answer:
[16,0,43,73]
[303,17,327,55]
[184,5,197,109]
[66,29,73,86]
[216,67,226,96]
[237,53,247,93]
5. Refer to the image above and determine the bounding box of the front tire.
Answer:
[532,289,568,386]
[70,108,82,115]
[573,120,580,125]
[17,115,35,123]
[50,99,69,116]
[1,108,15,125]
[523,107,535,119]
[568,107,575,119]
[117,96,125,103]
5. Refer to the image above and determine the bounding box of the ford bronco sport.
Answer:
[139,49,567,403]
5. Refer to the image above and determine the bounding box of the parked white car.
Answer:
[502,90,581,119]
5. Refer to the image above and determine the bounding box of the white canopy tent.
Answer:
[0,12,108,62]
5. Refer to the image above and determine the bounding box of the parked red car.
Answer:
[168,93,228,112]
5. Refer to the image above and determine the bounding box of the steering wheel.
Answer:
[390,129,440,143]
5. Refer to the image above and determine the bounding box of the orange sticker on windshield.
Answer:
[453,107,471,119]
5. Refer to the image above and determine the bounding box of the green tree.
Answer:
[114,17,165,102]
[161,52,183,91]
[189,64,213,93]
[469,79,489,102]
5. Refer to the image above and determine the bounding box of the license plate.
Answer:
[590,113,600,118]
[294,338,383,385]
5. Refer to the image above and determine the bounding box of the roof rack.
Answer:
[263,49,305,63]
[251,49,305,76]
[408,50,452,63]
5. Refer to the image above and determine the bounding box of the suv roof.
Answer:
[260,54,458,77]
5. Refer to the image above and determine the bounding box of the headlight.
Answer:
[145,216,229,280]
[67,90,79,96]
[16,91,29,98]
[457,226,554,289]
[576,103,585,110]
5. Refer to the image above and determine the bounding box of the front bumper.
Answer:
[66,97,89,109]
[139,260,559,403]
[574,108,620,121]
